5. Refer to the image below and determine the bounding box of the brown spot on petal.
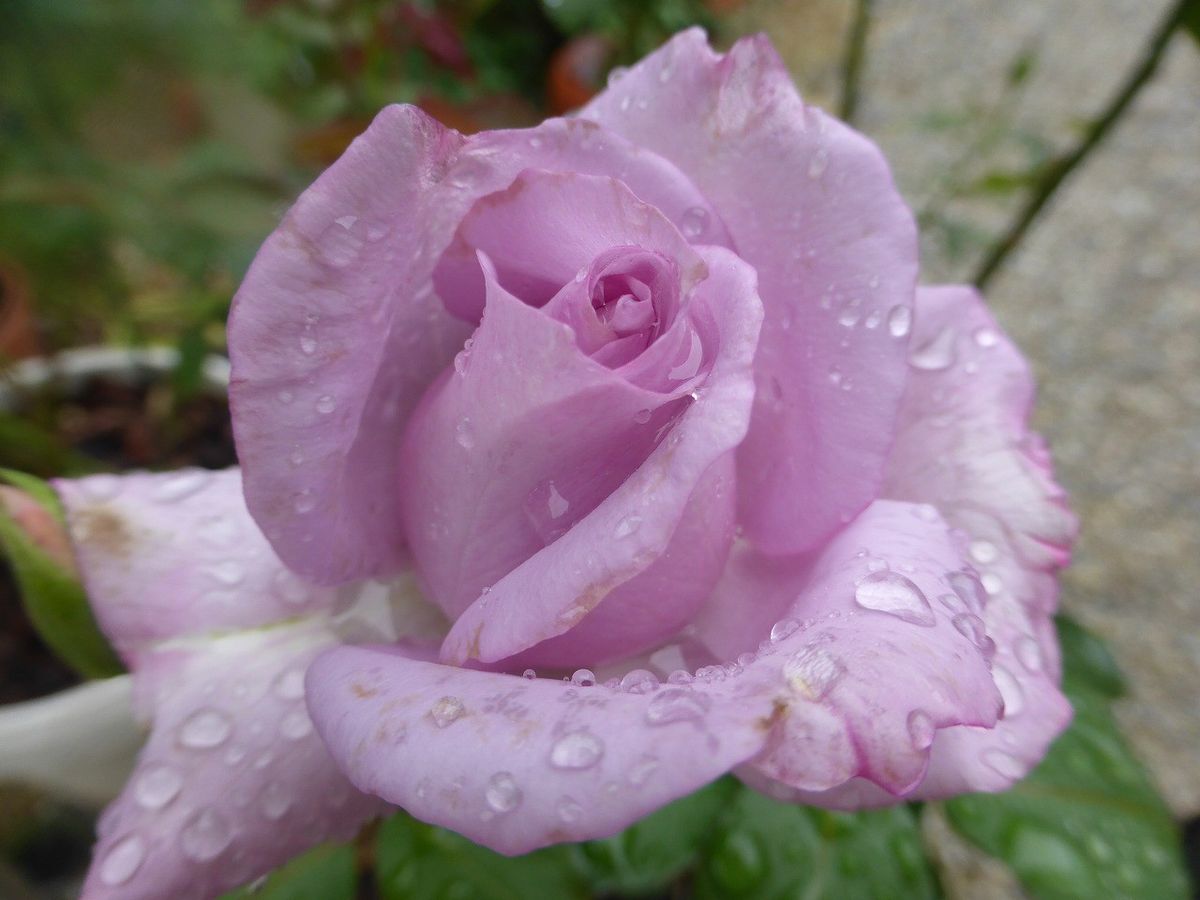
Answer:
[350,682,378,699]
[73,505,133,561]
[757,698,789,734]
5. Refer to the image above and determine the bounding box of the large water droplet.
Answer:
[907,709,936,750]
[178,708,232,749]
[549,729,604,769]
[887,305,913,338]
[430,696,465,728]
[972,326,999,348]
[485,772,522,813]
[455,417,475,450]
[952,613,997,659]
[315,394,336,415]
[571,668,596,687]
[180,808,232,862]
[525,479,572,543]
[854,571,935,626]
[299,334,317,355]
[1015,636,1043,673]
[783,645,844,700]
[946,571,987,613]
[909,326,957,371]
[619,669,660,694]
[100,835,145,886]
[134,764,182,810]
[260,781,291,821]
[679,206,709,241]
[645,687,711,724]
[969,539,999,565]
[769,618,800,642]
[993,665,1025,717]
[614,514,642,539]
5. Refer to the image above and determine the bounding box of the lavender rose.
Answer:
[50,30,1075,900]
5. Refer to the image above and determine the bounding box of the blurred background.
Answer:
[1,1,1197,897]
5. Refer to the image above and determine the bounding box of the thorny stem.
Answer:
[972,0,1194,290]
[838,0,875,124]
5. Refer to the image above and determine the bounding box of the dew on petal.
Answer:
[968,539,1000,565]
[614,514,642,539]
[180,808,232,862]
[946,571,987,614]
[549,729,604,769]
[178,708,232,749]
[1015,636,1043,673]
[886,305,912,338]
[522,668,537,680]
[484,772,522,813]
[273,668,306,701]
[972,326,999,348]
[952,613,997,658]
[907,709,937,750]
[679,206,709,241]
[783,645,844,700]
[619,669,659,694]
[279,709,313,740]
[260,781,291,821]
[854,571,935,626]
[557,796,583,823]
[99,835,145,886]
[645,687,711,725]
[430,696,465,728]
[134,764,182,810]
[769,618,800,642]
[315,394,336,415]
[455,417,475,450]
[571,668,597,687]
[628,754,660,787]
[993,665,1025,717]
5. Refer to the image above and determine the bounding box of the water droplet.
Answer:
[1015,636,1043,673]
[430,696,465,728]
[865,556,889,572]
[549,729,604,769]
[679,206,709,240]
[769,618,800,642]
[972,327,999,348]
[619,95,631,112]
[645,687,711,724]
[837,306,861,328]
[993,665,1025,717]
[946,571,987,613]
[152,471,210,503]
[908,710,936,750]
[619,669,659,694]
[260,781,291,821]
[455,417,475,450]
[571,668,596,687]
[315,394,336,415]
[628,754,660,786]
[100,835,145,886]
[206,560,245,586]
[980,571,1004,595]
[634,408,652,424]
[180,808,232,862]
[272,569,309,606]
[887,305,913,338]
[607,66,629,87]
[134,764,182,810]
[335,215,357,230]
[854,571,935,626]
[614,514,642,539]
[292,489,316,514]
[300,334,317,355]
[485,772,522,813]
[178,708,232,749]
[981,748,1025,779]
[522,668,537,680]
[783,645,844,699]
[807,148,830,179]
[557,796,582,823]
[273,668,306,701]
[909,326,957,371]
[280,709,312,740]
[525,479,572,543]
[969,539,999,564]
[864,309,883,329]
[952,613,996,658]
[667,669,693,684]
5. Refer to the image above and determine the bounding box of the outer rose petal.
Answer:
[81,625,384,900]
[880,284,1076,794]
[305,645,777,855]
[437,245,762,666]
[53,469,447,899]
[230,109,728,586]
[229,106,472,585]
[581,29,919,555]
[54,469,342,655]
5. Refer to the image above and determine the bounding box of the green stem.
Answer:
[838,0,875,124]
[973,0,1193,290]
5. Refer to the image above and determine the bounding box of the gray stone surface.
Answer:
[737,0,1200,819]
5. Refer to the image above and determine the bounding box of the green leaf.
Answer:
[219,843,355,900]
[0,469,122,678]
[1182,0,1200,47]
[375,811,587,900]
[694,787,938,899]
[1056,614,1126,698]
[944,621,1188,899]
[572,777,736,896]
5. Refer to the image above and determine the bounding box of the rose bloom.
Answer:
[51,30,1075,900]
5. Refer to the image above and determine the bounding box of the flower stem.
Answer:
[972,0,1194,290]
[838,0,875,124]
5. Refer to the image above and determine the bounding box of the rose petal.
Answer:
[79,623,383,900]
[695,500,1005,796]
[431,245,762,666]
[582,29,919,554]
[305,644,776,855]
[54,469,342,654]
[229,105,473,585]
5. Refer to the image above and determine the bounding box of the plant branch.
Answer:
[972,0,1193,290]
[838,0,875,124]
